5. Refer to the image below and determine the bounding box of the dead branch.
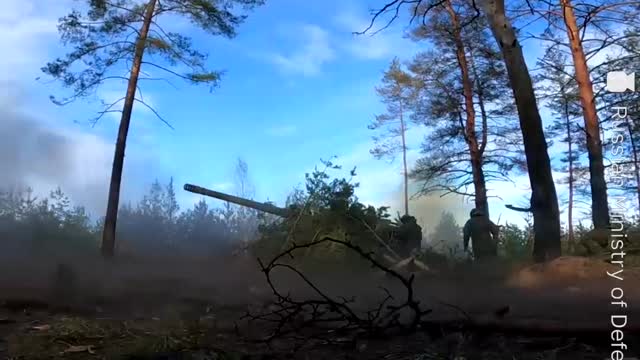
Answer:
[505,204,532,212]
[241,235,433,349]
[239,231,640,353]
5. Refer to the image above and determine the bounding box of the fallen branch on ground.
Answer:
[241,235,433,349]
[240,234,637,352]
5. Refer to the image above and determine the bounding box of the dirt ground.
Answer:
[1,254,639,359]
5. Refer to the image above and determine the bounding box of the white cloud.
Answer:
[1,0,161,124]
[262,9,419,76]
[0,1,72,79]
[267,24,336,76]
[333,10,418,61]
[266,124,297,137]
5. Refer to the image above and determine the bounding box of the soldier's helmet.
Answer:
[400,215,417,224]
[470,208,484,217]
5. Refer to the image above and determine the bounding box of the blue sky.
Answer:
[2,0,616,233]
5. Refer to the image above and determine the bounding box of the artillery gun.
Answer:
[183,183,406,265]
[184,184,291,218]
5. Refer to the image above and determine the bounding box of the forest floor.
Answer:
[1,254,639,359]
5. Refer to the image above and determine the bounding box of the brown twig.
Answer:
[241,236,433,349]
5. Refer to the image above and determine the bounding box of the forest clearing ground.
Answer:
[0,255,639,359]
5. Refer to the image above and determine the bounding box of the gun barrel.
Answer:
[183,183,290,217]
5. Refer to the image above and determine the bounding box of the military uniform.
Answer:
[396,215,423,258]
[575,228,610,257]
[463,209,499,260]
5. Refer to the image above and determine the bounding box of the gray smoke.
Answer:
[385,181,472,245]
[2,109,77,185]
[0,82,158,217]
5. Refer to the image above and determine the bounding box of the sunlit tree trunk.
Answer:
[560,0,610,230]
[102,0,157,258]
[445,0,490,217]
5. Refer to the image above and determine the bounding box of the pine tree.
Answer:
[361,0,563,262]
[163,177,180,224]
[536,45,584,251]
[430,211,462,254]
[369,57,416,216]
[594,26,640,214]
[42,0,264,258]
[406,0,519,219]
[558,0,611,230]
[526,0,640,229]
[523,0,640,236]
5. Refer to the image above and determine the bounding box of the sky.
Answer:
[0,0,618,235]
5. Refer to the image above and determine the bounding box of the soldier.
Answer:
[463,208,499,261]
[396,215,423,258]
[575,228,610,257]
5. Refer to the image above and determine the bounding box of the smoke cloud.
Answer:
[0,82,159,218]
[385,181,472,242]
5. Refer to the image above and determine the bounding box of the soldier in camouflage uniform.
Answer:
[575,228,610,257]
[463,208,499,261]
[396,215,423,258]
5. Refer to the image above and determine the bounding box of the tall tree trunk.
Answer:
[560,0,610,230]
[400,108,409,216]
[469,45,492,219]
[627,119,640,213]
[445,0,490,218]
[101,0,157,259]
[480,0,562,262]
[564,98,575,252]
